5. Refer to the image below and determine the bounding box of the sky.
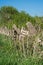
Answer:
[0,0,43,16]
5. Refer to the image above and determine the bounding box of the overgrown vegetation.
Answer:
[0,6,43,29]
[0,34,43,65]
[0,6,43,65]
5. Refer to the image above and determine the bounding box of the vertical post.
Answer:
[27,36,29,56]
[21,37,26,58]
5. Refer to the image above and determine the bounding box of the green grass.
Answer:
[0,34,43,65]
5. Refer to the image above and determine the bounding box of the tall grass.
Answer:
[0,34,43,65]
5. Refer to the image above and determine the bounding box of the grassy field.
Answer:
[0,34,43,65]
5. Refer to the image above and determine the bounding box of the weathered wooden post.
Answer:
[27,36,29,56]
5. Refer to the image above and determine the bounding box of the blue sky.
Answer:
[0,0,43,16]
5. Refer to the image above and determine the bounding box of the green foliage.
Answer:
[0,6,43,65]
[0,6,43,29]
[0,34,43,65]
